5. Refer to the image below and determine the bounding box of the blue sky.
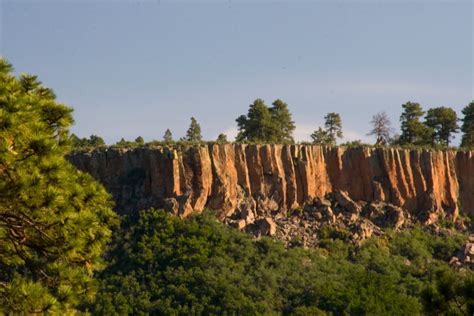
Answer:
[1,0,472,144]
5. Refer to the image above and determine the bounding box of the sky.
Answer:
[1,0,473,144]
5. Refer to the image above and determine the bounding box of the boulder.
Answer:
[465,243,474,256]
[163,198,179,215]
[383,205,405,231]
[315,197,332,208]
[256,217,277,236]
[333,191,361,214]
[232,219,246,230]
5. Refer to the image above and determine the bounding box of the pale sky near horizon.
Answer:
[1,0,473,144]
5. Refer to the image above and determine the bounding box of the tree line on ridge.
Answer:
[72,99,474,150]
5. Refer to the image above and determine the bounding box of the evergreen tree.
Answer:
[399,102,431,145]
[269,99,295,143]
[236,99,276,143]
[236,99,295,143]
[0,59,116,313]
[186,117,202,142]
[135,136,144,145]
[368,111,393,145]
[324,112,343,145]
[89,134,106,147]
[425,107,459,146]
[116,137,128,146]
[460,101,474,148]
[311,127,332,145]
[216,133,229,144]
[163,129,173,142]
[70,134,105,148]
[70,133,84,148]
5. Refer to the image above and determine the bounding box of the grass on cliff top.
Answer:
[70,139,473,154]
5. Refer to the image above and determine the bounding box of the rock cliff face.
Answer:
[68,145,474,223]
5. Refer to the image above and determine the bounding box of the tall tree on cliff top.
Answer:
[0,59,117,313]
[425,107,459,147]
[368,111,394,145]
[460,101,474,148]
[269,99,296,143]
[163,128,173,142]
[310,113,343,146]
[310,127,332,145]
[216,133,229,144]
[135,136,145,145]
[236,98,295,143]
[70,134,106,148]
[399,102,432,145]
[324,112,343,145]
[185,117,203,142]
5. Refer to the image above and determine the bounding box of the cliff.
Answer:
[68,145,474,224]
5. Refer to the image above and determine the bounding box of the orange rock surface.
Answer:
[69,145,474,220]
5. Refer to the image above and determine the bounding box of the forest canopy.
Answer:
[86,209,474,315]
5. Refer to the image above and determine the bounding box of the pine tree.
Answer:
[89,134,106,147]
[0,59,117,313]
[236,99,274,143]
[324,112,343,145]
[116,137,128,146]
[163,129,173,142]
[270,99,295,143]
[186,117,202,142]
[135,136,144,145]
[399,102,431,145]
[460,101,474,148]
[216,133,229,144]
[311,127,332,145]
[425,107,459,147]
[236,99,295,143]
[70,134,105,148]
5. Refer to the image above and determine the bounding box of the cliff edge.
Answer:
[68,145,473,225]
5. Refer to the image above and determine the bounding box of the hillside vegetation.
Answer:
[85,209,473,315]
[1,59,473,315]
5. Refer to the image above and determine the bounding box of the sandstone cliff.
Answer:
[68,145,473,223]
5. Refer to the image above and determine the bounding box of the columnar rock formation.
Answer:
[68,145,474,222]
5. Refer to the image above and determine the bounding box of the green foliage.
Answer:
[324,112,343,145]
[310,127,332,146]
[185,117,203,142]
[421,268,474,315]
[114,137,136,147]
[84,210,472,315]
[339,139,370,147]
[425,106,459,147]
[163,128,173,143]
[311,113,343,146]
[236,98,295,143]
[399,101,432,145]
[216,133,229,144]
[70,133,106,149]
[134,136,144,145]
[270,99,296,143]
[112,136,148,148]
[460,101,474,148]
[0,58,117,313]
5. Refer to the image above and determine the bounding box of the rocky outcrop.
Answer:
[450,234,474,267]
[228,191,407,247]
[68,145,474,224]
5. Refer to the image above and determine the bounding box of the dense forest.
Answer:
[85,209,474,315]
[1,59,474,315]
